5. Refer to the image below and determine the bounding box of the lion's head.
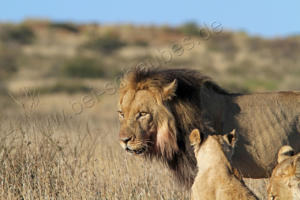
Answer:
[118,68,222,187]
[267,145,300,200]
[118,77,178,158]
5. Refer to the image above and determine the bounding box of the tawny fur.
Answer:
[268,146,300,200]
[189,129,257,200]
[118,68,300,188]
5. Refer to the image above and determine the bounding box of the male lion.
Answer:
[189,129,257,200]
[267,145,300,200]
[118,68,300,187]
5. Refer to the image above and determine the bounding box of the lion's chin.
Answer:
[126,146,147,155]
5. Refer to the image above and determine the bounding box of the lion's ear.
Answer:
[277,145,294,163]
[223,129,237,147]
[162,79,177,101]
[189,129,201,146]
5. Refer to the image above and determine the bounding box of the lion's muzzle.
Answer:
[119,132,147,155]
[119,134,132,149]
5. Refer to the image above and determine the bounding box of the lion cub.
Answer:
[189,129,257,200]
[267,145,300,200]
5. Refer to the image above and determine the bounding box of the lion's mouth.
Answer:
[125,146,146,155]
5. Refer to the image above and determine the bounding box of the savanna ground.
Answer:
[0,20,300,199]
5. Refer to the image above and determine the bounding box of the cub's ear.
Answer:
[277,145,294,163]
[162,79,177,101]
[189,129,201,146]
[223,129,237,147]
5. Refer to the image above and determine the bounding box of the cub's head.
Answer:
[189,129,237,160]
[267,145,300,200]
[118,70,178,158]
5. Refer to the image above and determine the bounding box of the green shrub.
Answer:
[133,39,148,47]
[225,78,279,93]
[247,37,265,52]
[35,81,92,94]
[227,59,255,75]
[83,35,126,54]
[50,22,79,33]
[0,24,35,44]
[63,57,106,78]
[207,32,238,60]
[0,45,19,78]
[161,25,180,34]
[242,79,279,92]
[0,81,7,94]
[179,22,200,36]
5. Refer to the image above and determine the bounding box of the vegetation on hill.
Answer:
[0,24,35,44]
[82,34,127,54]
[1,20,299,94]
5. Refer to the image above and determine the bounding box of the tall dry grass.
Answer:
[0,94,190,200]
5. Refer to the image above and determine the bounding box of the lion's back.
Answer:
[229,91,300,178]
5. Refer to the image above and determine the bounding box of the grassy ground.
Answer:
[0,91,269,200]
[0,94,190,199]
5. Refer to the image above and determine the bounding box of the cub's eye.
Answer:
[118,111,124,118]
[136,112,148,119]
[270,195,277,200]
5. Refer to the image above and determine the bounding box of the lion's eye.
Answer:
[118,111,124,118]
[136,112,148,119]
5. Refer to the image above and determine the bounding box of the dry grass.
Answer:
[0,94,190,200]
[0,92,269,199]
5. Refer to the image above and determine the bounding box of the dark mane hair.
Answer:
[120,67,229,96]
[120,67,231,188]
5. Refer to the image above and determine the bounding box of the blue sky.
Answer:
[1,1,300,37]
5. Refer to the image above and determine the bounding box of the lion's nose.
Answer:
[120,136,132,144]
